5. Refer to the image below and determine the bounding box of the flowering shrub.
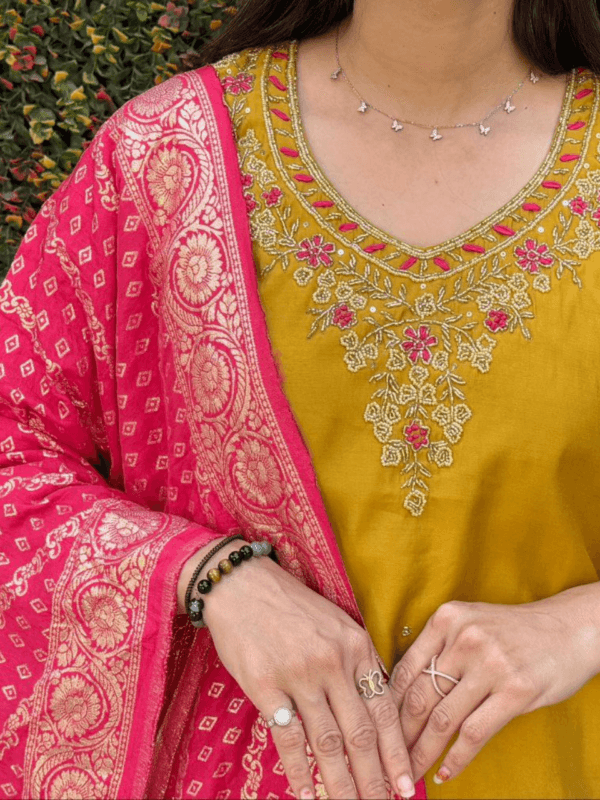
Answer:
[0,0,238,279]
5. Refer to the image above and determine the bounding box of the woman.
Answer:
[1,0,600,796]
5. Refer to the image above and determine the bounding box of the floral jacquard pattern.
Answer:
[216,46,598,515]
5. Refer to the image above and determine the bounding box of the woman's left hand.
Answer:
[388,583,600,787]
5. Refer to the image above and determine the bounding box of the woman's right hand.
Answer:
[198,551,416,800]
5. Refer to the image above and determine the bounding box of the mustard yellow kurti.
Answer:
[213,43,600,799]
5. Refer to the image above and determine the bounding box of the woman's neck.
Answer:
[339,0,532,125]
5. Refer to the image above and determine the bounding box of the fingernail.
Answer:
[433,767,451,784]
[300,788,314,800]
[397,773,415,798]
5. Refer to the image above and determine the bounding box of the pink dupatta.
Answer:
[0,62,427,800]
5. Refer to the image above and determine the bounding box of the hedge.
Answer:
[0,0,237,280]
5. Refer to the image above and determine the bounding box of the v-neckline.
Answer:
[263,41,594,281]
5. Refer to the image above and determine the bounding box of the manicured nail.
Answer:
[300,788,314,800]
[397,773,415,798]
[433,766,451,784]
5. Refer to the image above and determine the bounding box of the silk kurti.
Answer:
[213,42,600,799]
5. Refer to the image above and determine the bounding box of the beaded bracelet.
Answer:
[186,540,278,628]
[184,534,245,620]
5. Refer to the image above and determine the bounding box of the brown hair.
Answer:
[181,0,600,76]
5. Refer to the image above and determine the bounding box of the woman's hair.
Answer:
[181,0,600,75]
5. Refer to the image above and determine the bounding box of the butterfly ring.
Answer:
[357,668,386,699]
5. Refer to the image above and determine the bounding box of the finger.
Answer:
[295,689,360,800]
[400,654,464,748]
[407,675,489,783]
[430,691,522,786]
[262,694,315,800]
[328,671,408,800]
[388,608,449,711]
[353,668,417,800]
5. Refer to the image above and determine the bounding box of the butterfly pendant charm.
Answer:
[331,67,342,80]
[430,128,442,141]
[479,124,491,135]
[357,669,385,699]
[392,119,404,132]
[504,99,516,113]
[530,70,540,83]
[358,101,369,113]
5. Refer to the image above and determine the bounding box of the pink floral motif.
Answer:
[404,421,430,451]
[514,239,554,273]
[570,196,589,216]
[244,193,258,213]
[296,234,335,267]
[592,207,600,227]
[241,173,253,188]
[262,187,283,207]
[332,305,356,329]
[222,73,254,95]
[401,326,438,363]
[484,309,509,332]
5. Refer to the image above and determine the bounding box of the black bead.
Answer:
[197,579,212,594]
[188,597,204,623]
[239,545,253,560]
[229,549,243,566]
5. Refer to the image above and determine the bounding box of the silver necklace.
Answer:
[330,24,540,141]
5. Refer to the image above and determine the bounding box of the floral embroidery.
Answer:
[217,44,599,515]
[47,769,97,800]
[570,195,589,215]
[80,585,129,650]
[296,234,335,267]
[190,342,233,417]
[174,232,223,306]
[222,72,254,95]
[332,304,355,328]
[404,421,430,451]
[233,438,284,507]
[401,325,438,363]
[146,143,192,225]
[484,309,509,332]
[515,239,555,273]
[49,675,101,739]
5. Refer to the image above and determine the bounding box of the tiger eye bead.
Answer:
[218,558,233,574]
[239,545,253,560]
[207,568,222,584]
[229,550,243,566]
[197,579,212,594]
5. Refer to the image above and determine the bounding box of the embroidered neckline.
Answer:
[264,41,594,280]
[216,46,600,517]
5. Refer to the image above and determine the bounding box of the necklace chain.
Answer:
[332,23,540,140]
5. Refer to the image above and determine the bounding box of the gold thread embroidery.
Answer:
[215,48,600,515]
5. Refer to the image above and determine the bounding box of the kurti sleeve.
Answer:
[0,116,227,799]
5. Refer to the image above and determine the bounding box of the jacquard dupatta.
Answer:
[0,64,427,799]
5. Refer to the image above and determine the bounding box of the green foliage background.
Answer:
[0,0,237,280]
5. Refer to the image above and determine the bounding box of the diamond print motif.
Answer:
[186,781,203,797]
[122,251,138,268]
[103,236,115,256]
[197,745,213,762]
[5,336,19,354]
[78,246,92,265]
[69,215,81,236]
[198,716,217,732]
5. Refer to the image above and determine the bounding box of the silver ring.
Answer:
[264,706,297,728]
[422,654,460,698]
[356,668,386,699]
